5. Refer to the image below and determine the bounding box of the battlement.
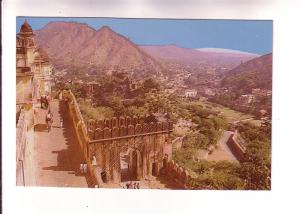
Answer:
[86,116,173,142]
[65,89,174,185]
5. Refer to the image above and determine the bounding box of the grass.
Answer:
[190,99,261,126]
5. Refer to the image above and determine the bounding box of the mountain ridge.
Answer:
[221,53,272,92]
[34,22,164,78]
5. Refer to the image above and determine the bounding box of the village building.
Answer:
[252,88,272,97]
[184,89,197,98]
[238,94,255,105]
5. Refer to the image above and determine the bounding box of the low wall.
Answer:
[226,132,246,161]
[163,160,192,189]
[16,110,27,186]
[16,105,36,186]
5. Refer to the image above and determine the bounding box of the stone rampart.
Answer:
[163,160,192,189]
[227,131,246,161]
[64,90,173,186]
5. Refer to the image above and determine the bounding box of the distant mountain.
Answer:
[34,22,164,78]
[221,53,272,93]
[140,45,258,69]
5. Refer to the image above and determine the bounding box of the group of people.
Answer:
[40,94,51,109]
[125,181,140,189]
[80,163,88,174]
[41,93,64,132]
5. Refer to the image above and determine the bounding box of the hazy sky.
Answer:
[17,17,272,55]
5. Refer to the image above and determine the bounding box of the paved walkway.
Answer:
[33,99,89,187]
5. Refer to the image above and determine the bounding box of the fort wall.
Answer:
[65,90,173,186]
[226,131,246,161]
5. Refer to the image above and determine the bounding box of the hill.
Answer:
[34,22,164,78]
[221,53,272,94]
[140,45,258,70]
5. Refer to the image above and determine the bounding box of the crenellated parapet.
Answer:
[64,89,174,186]
[86,116,173,142]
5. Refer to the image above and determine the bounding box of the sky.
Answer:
[17,17,273,55]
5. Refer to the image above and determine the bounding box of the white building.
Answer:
[185,89,197,98]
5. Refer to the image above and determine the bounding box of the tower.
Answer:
[16,20,36,70]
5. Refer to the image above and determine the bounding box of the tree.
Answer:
[106,95,125,116]
[237,123,271,190]
[142,78,160,92]
[239,141,271,190]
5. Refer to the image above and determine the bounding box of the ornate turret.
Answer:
[16,20,36,68]
[18,19,34,37]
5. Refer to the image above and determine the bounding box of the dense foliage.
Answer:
[237,123,271,190]
[173,105,271,190]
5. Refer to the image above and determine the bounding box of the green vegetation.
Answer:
[190,100,260,126]
[78,99,114,120]
[184,160,245,190]
[237,123,271,190]
[173,105,271,190]
[61,71,271,190]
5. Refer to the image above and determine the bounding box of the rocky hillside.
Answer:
[34,22,164,78]
[221,53,272,92]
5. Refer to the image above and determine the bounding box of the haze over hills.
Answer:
[221,53,272,93]
[141,45,259,69]
[34,22,164,77]
[195,48,259,56]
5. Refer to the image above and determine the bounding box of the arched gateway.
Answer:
[86,116,173,184]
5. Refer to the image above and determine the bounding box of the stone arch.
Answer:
[128,149,142,180]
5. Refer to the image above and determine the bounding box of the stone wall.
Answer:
[16,75,33,104]
[87,116,173,184]
[227,131,246,161]
[163,160,192,189]
[65,90,173,186]
[16,110,27,185]
[16,105,36,186]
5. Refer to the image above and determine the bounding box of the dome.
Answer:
[20,20,33,33]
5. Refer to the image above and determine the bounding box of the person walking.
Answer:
[83,163,88,174]
[80,163,84,174]
[40,94,46,109]
[45,110,53,132]
[60,118,63,128]
[136,182,140,189]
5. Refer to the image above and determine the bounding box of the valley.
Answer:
[17,19,272,190]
